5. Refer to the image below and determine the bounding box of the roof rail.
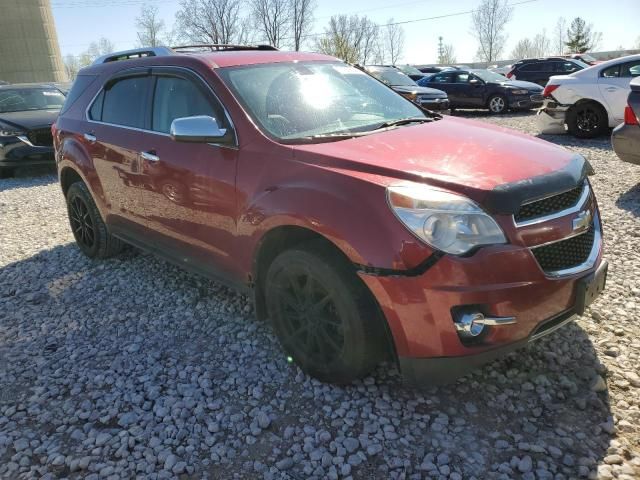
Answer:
[172,44,278,53]
[92,47,174,65]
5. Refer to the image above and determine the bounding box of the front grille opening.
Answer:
[515,182,585,223]
[532,220,595,273]
[27,127,54,147]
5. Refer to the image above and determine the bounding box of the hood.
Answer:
[292,116,587,214]
[488,79,542,90]
[0,109,60,131]
[392,85,447,96]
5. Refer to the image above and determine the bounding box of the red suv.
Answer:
[53,46,607,385]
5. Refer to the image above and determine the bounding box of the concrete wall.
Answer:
[0,0,67,83]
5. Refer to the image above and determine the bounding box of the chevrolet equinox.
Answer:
[53,46,607,385]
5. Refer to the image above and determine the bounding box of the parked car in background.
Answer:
[363,65,449,111]
[507,57,588,86]
[538,54,640,138]
[419,68,543,113]
[562,53,600,66]
[417,66,447,74]
[54,46,606,385]
[612,77,640,164]
[393,64,427,81]
[488,64,512,76]
[0,83,66,178]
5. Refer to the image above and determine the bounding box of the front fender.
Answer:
[239,173,434,273]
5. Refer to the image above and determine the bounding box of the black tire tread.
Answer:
[66,181,124,259]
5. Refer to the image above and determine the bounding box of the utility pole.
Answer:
[438,36,444,64]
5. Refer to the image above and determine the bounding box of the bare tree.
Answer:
[315,15,382,64]
[63,54,81,80]
[471,0,513,62]
[511,31,550,59]
[251,0,290,48]
[176,0,246,45]
[385,19,404,64]
[553,17,567,54]
[439,43,456,64]
[136,4,167,47]
[86,38,115,60]
[290,0,314,50]
[636,36,640,49]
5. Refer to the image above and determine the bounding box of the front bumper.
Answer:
[0,136,55,168]
[537,99,569,134]
[612,122,640,165]
[510,93,543,109]
[359,235,605,385]
[419,98,450,111]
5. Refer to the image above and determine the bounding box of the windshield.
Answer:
[471,69,512,82]
[0,87,65,113]
[367,68,417,87]
[397,65,423,76]
[219,62,426,142]
[572,59,590,69]
[578,54,596,63]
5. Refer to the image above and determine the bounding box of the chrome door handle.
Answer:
[140,150,160,162]
[605,87,618,92]
[84,133,96,143]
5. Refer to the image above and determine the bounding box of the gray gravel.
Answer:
[1,113,639,479]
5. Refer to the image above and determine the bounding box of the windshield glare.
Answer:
[219,62,426,142]
[0,88,65,113]
[471,69,511,82]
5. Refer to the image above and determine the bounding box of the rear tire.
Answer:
[567,102,608,138]
[265,243,386,384]
[0,168,15,179]
[487,94,507,114]
[66,181,124,259]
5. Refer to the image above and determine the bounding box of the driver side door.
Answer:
[134,68,241,283]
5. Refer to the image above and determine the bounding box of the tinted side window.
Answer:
[102,76,148,128]
[89,91,104,120]
[621,61,640,77]
[454,73,470,83]
[431,73,453,83]
[60,74,96,115]
[557,62,580,73]
[519,63,541,73]
[601,65,621,78]
[152,76,224,134]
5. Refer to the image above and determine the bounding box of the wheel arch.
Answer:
[569,97,609,122]
[251,224,398,362]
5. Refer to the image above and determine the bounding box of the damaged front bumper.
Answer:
[537,99,569,134]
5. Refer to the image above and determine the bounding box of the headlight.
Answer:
[510,89,528,95]
[0,129,24,137]
[387,184,507,255]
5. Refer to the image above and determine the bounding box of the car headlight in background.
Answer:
[387,184,507,255]
[509,89,528,95]
[0,128,24,137]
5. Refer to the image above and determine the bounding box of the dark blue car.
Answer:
[418,69,543,113]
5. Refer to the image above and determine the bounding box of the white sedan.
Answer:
[537,54,640,138]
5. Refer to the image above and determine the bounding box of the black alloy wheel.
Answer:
[265,244,386,384]
[567,103,607,138]
[66,181,124,258]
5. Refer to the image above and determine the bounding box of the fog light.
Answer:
[455,312,486,338]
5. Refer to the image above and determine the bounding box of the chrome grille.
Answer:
[532,220,596,273]
[515,182,586,223]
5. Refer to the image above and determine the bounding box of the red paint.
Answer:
[54,51,604,368]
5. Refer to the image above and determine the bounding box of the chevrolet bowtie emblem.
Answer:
[572,210,592,232]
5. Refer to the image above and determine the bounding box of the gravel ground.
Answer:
[1,112,639,480]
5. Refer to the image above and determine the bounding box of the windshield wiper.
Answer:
[374,117,433,130]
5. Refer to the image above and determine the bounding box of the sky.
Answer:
[50,0,640,64]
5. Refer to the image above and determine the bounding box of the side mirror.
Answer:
[170,115,233,144]
[469,78,481,85]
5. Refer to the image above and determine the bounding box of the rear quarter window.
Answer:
[60,74,96,115]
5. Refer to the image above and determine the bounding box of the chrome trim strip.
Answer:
[515,180,590,227]
[16,135,34,147]
[475,316,517,326]
[531,211,602,278]
[530,314,577,341]
[84,66,239,150]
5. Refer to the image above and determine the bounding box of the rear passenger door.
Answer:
[453,72,485,107]
[134,68,241,281]
[598,60,640,123]
[85,70,153,233]
[427,72,456,103]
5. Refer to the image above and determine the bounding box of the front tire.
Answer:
[265,244,386,384]
[66,181,124,258]
[487,94,507,114]
[567,102,608,138]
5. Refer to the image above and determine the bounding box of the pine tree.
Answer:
[565,17,596,53]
